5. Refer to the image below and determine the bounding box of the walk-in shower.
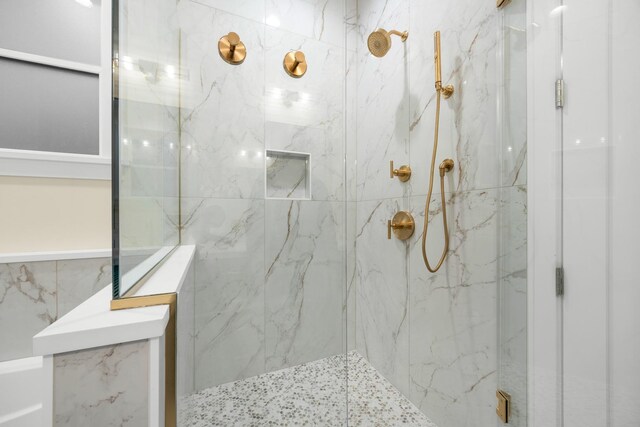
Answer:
[109,0,528,425]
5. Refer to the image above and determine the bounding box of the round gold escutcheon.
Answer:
[387,211,415,241]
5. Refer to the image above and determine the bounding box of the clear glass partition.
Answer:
[558,1,640,425]
[111,0,181,298]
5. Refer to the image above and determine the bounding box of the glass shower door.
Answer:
[559,1,640,425]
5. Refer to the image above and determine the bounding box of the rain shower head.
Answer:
[367,28,408,57]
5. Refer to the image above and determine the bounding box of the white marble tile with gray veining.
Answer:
[264,26,345,202]
[266,152,309,199]
[0,262,56,362]
[177,260,196,399]
[182,198,266,390]
[408,189,503,427]
[266,121,343,201]
[345,48,358,202]
[179,3,266,199]
[265,0,345,48]
[345,201,357,352]
[356,0,410,202]
[345,0,358,53]
[264,200,345,372]
[265,27,344,133]
[53,341,149,427]
[56,257,111,318]
[497,185,527,427]
[408,0,500,196]
[190,0,265,23]
[500,2,527,188]
[355,197,411,396]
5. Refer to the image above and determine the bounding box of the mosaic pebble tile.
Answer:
[179,351,437,427]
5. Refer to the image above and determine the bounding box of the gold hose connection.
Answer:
[422,31,454,273]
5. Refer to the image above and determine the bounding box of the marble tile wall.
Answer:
[177,259,196,399]
[353,0,527,426]
[53,340,149,426]
[0,257,111,362]
[178,0,350,391]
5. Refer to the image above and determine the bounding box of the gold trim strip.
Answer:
[111,293,177,427]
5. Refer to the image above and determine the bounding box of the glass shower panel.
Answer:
[498,1,528,425]
[560,1,640,425]
[177,0,349,424]
[112,0,181,297]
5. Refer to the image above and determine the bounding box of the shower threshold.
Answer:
[179,351,437,426]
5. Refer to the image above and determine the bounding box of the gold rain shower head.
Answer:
[367,28,408,57]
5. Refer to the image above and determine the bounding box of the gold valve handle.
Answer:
[219,31,246,65]
[389,160,412,182]
[387,211,415,241]
[284,51,307,78]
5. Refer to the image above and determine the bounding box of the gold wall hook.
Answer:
[218,31,246,65]
[387,211,415,241]
[283,51,307,78]
[390,160,411,182]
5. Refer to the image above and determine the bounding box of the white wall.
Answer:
[0,176,111,253]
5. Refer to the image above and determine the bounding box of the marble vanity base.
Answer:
[179,351,436,426]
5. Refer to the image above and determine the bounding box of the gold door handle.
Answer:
[283,51,307,78]
[387,211,415,241]
[390,160,411,182]
[219,32,247,65]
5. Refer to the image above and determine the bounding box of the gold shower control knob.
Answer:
[387,211,415,241]
[390,160,411,182]
[283,51,307,78]
[219,31,246,65]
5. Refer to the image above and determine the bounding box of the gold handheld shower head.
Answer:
[434,31,442,86]
[367,28,408,57]
[433,31,454,98]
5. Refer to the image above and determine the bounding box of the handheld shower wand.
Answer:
[422,31,455,273]
[433,31,454,98]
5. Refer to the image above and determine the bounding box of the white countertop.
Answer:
[33,245,195,356]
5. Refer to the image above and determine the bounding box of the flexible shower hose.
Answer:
[422,88,452,273]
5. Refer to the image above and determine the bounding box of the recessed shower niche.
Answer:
[265,149,311,200]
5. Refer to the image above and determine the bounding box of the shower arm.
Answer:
[388,30,409,41]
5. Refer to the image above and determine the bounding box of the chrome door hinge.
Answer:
[556,266,564,296]
[112,57,119,99]
[555,79,565,108]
